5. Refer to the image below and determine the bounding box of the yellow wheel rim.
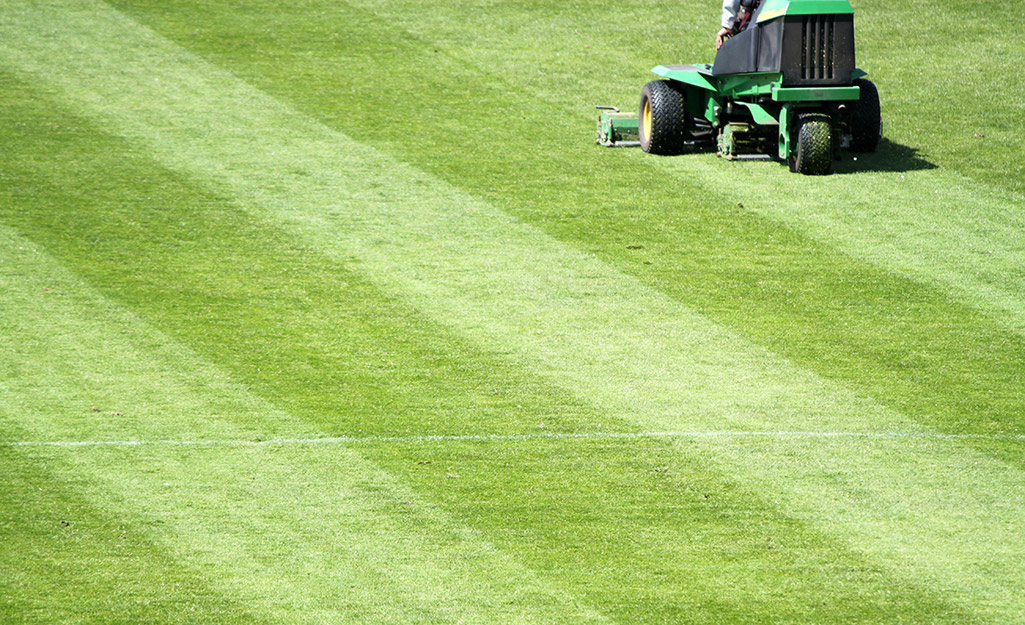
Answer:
[641,99,651,141]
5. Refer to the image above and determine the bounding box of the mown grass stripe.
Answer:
[3,2,1025,621]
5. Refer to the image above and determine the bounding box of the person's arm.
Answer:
[716,0,740,49]
[721,0,740,29]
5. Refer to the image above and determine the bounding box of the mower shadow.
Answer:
[833,138,937,174]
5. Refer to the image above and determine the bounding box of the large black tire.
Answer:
[849,78,881,153]
[789,113,834,175]
[638,80,688,155]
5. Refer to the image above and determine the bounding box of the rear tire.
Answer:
[849,78,881,152]
[789,113,834,175]
[638,81,688,155]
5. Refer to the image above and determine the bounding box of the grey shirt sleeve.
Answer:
[721,0,741,29]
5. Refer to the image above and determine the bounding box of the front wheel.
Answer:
[638,80,688,155]
[788,113,834,175]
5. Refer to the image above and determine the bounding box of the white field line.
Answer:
[3,430,1024,448]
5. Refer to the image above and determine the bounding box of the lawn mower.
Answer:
[596,0,881,174]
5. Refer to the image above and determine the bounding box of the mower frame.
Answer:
[596,0,880,174]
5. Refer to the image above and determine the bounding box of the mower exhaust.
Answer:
[595,106,639,147]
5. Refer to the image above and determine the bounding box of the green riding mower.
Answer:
[596,0,881,174]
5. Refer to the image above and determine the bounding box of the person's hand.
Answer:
[716,27,730,49]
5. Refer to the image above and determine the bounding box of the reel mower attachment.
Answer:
[595,106,639,147]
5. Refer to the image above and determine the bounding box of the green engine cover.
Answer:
[757,0,854,23]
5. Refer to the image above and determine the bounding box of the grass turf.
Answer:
[2,0,1025,623]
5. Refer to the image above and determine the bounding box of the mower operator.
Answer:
[716,0,759,49]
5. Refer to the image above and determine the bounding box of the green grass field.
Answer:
[3,1,1025,623]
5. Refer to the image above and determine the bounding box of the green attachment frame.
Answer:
[771,85,860,101]
[778,102,797,159]
[595,107,639,146]
[733,101,778,126]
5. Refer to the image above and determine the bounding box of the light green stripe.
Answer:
[3,1,1025,620]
